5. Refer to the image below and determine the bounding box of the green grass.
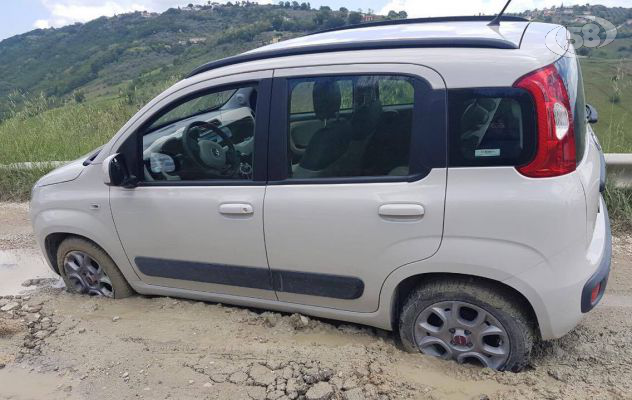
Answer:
[581,58,632,153]
[604,182,632,233]
[0,166,54,202]
[0,98,136,165]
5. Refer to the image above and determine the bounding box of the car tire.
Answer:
[57,237,134,299]
[398,277,535,372]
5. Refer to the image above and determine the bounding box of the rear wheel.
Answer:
[57,237,134,299]
[398,278,534,372]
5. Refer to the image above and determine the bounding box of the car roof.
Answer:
[251,18,529,54]
[188,17,531,78]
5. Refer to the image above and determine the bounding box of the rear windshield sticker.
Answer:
[475,149,501,157]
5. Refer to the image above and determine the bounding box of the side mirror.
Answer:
[102,153,137,188]
[586,104,598,124]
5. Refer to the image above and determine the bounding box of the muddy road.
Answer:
[1,202,631,400]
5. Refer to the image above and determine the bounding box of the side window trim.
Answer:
[127,78,273,187]
[267,71,446,185]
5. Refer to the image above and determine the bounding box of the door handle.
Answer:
[378,203,425,218]
[219,203,254,215]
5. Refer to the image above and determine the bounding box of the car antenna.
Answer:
[487,0,512,26]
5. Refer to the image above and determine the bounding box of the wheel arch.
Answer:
[44,232,105,274]
[388,272,540,338]
[31,203,141,284]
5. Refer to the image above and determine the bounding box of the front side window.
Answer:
[287,75,415,179]
[141,84,258,182]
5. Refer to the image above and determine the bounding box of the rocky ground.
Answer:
[1,202,631,400]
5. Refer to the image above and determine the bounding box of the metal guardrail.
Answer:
[605,153,632,189]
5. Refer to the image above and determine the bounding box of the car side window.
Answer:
[141,84,258,182]
[287,75,415,179]
[448,88,536,167]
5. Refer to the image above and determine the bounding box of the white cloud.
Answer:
[33,19,51,29]
[380,0,632,17]
[35,0,148,28]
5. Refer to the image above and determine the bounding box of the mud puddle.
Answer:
[0,249,59,296]
[0,366,78,400]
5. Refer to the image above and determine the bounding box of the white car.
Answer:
[30,15,610,372]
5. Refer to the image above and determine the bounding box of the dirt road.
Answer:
[1,202,631,400]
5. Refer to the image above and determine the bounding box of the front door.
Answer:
[110,71,276,300]
[264,64,447,312]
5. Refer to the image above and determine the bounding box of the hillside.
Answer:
[0,2,630,151]
[0,3,392,120]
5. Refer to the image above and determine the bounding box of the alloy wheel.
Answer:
[63,251,114,297]
[413,300,510,369]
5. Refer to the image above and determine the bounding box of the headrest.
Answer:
[351,78,382,140]
[313,79,341,121]
[461,102,490,130]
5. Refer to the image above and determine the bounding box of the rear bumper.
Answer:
[580,203,611,313]
[503,195,611,340]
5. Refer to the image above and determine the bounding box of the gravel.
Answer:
[1,202,631,399]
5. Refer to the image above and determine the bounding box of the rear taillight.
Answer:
[514,64,576,177]
[590,282,601,304]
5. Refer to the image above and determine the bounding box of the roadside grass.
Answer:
[605,181,632,233]
[580,58,632,153]
[0,98,136,165]
[0,166,54,202]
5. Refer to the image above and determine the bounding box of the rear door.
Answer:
[264,64,447,313]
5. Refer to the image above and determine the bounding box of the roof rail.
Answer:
[305,15,528,36]
[187,37,518,78]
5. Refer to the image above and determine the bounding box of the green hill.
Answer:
[0,2,629,153]
[0,3,385,119]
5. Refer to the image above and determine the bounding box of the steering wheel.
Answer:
[182,120,239,176]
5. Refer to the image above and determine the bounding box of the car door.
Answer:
[264,64,447,313]
[109,71,276,300]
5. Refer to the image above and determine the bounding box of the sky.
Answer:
[1,0,631,41]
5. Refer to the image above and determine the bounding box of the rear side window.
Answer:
[555,56,587,163]
[286,75,416,179]
[448,88,536,167]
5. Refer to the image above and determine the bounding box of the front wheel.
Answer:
[398,278,535,372]
[57,237,134,299]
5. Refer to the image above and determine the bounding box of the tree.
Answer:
[324,15,345,29]
[387,10,399,19]
[271,15,283,30]
[347,11,362,25]
[398,10,408,19]
[339,7,349,15]
[314,7,332,25]
[73,91,85,103]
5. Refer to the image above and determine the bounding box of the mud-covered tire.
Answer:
[398,277,535,372]
[57,237,134,299]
